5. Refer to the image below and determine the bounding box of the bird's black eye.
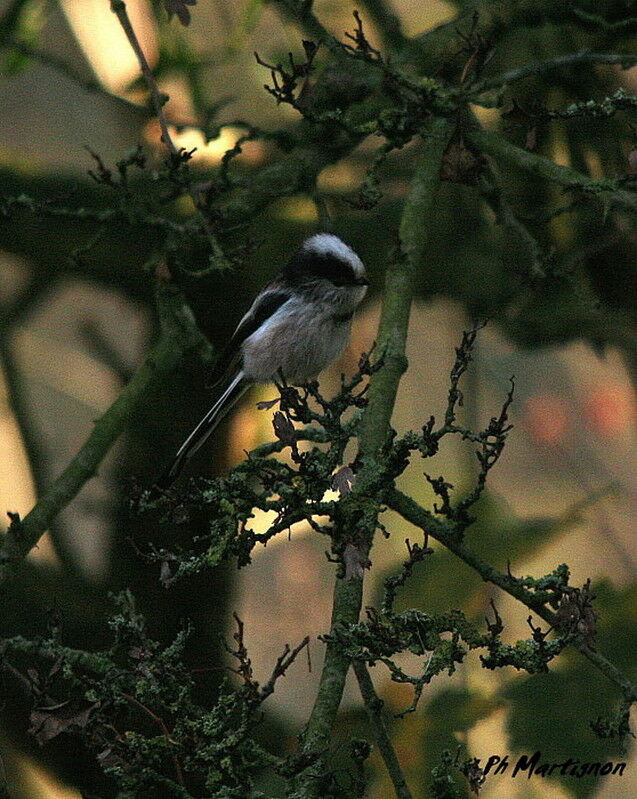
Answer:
[286,252,358,284]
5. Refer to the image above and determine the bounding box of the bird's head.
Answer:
[284,234,369,304]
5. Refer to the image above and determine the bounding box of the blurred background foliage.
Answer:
[0,0,636,797]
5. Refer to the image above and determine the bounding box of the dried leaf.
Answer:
[525,125,538,151]
[343,543,370,580]
[162,0,197,26]
[332,466,355,496]
[29,699,96,745]
[628,148,637,173]
[555,580,597,650]
[462,757,486,795]
[440,137,484,185]
[272,411,296,444]
[256,397,280,411]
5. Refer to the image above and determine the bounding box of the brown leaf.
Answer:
[256,397,280,411]
[162,0,197,26]
[331,466,355,496]
[555,580,597,650]
[440,137,484,185]
[343,543,370,580]
[29,699,96,745]
[155,261,172,283]
[628,148,637,174]
[272,411,296,445]
[525,125,538,151]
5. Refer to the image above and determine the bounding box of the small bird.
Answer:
[156,233,369,488]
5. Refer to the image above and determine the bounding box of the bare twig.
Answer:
[478,167,549,282]
[109,0,229,268]
[260,635,310,702]
[358,0,411,54]
[110,1,177,156]
[225,614,309,705]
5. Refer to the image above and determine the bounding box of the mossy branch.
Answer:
[472,51,637,94]
[0,286,212,586]
[414,0,637,73]
[353,659,414,799]
[385,487,637,704]
[295,116,454,795]
[466,126,637,213]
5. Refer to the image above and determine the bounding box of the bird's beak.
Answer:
[356,276,370,286]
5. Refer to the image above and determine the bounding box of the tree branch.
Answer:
[4,38,150,118]
[472,50,637,94]
[109,0,228,269]
[414,0,637,74]
[385,487,637,704]
[465,126,637,213]
[352,660,413,799]
[478,166,547,281]
[295,116,454,795]
[109,0,177,156]
[0,286,212,585]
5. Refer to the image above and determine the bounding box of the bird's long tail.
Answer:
[156,371,248,489]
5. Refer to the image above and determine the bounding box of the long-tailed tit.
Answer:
[156,233,369,488]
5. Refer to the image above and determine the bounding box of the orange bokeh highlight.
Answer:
[523,394,570,447]
[584,385,635,438]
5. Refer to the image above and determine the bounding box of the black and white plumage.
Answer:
[156,234,369,488]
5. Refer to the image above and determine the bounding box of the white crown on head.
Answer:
[303,234,365,276]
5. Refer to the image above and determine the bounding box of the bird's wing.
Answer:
[208,286,293,386]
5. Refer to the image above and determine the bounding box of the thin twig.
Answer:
[110,1,177,155]
[358,0,411,54]
[109,1,229,268]
[478,167,548,281]
[0,281,86,576]
[1,193,191,235]
[260,635,310,702]
[352,660,413,799]
[120,692,185,787]
[6,38,149,117]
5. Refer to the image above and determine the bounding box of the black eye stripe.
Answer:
[285,252,358,285]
